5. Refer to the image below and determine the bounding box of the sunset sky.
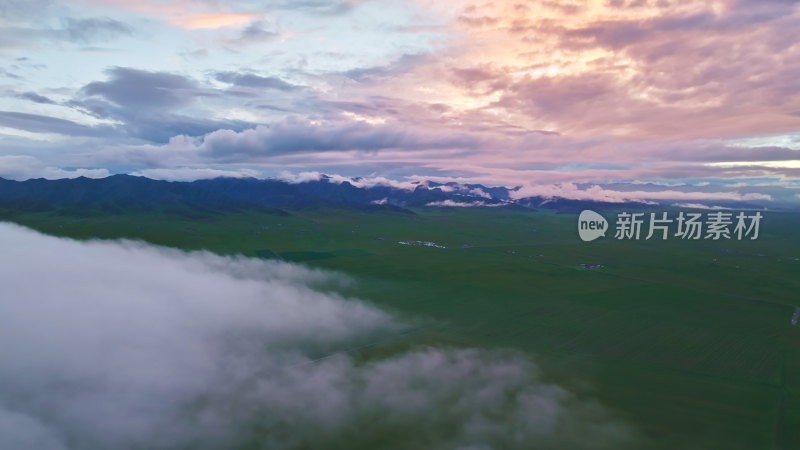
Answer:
[1,0,799,205]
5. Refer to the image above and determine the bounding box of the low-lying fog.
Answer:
[0,223,635,449]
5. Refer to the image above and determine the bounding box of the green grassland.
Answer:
[5,206,800,450]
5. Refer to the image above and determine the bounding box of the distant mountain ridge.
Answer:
[0,174,767,217]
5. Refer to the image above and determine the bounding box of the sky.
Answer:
[1,0,800,205]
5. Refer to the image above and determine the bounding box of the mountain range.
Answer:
[0,174,768,218]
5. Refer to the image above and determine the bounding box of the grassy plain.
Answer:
[6,206,800,449]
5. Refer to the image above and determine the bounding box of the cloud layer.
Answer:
[0,0,798,204]
[0,223,635,450]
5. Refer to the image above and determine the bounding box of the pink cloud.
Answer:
[348,0,800,142]
[82,0,259,29]
[172,12,257,29]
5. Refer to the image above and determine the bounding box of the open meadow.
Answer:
[6,206,800,450]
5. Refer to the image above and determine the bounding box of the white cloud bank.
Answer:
[276,170,424,190]
[0,155,109,180]
[425,200,504,207]
[509,182,772,203]
[129,167,261,181]
[0,223,636,450]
